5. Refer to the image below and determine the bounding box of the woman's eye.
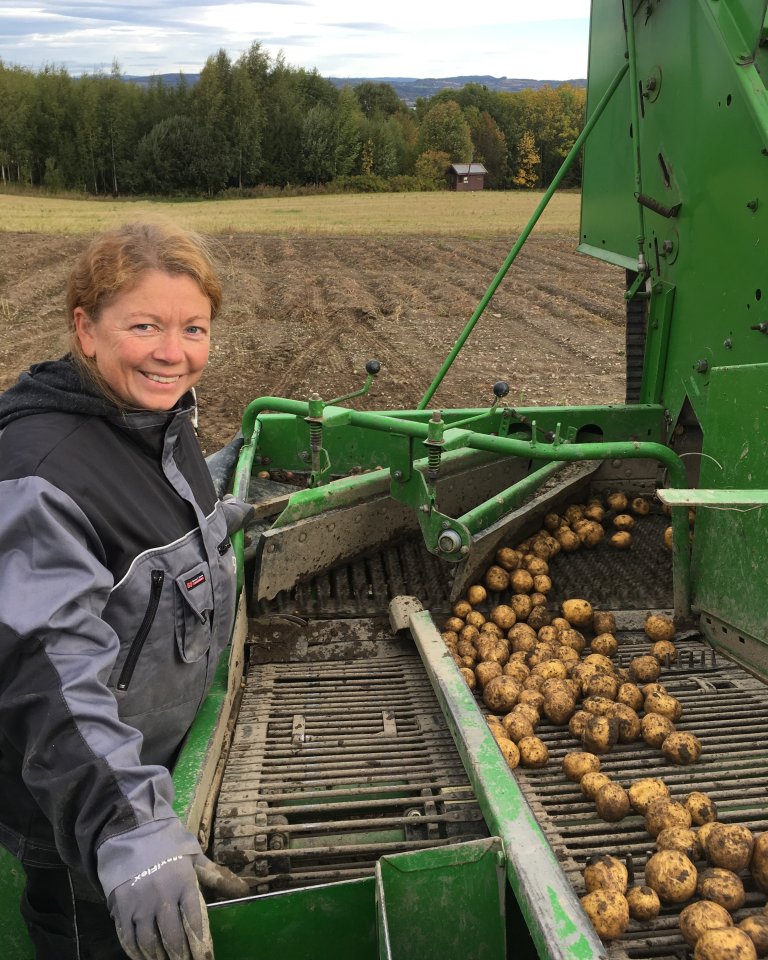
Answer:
[132,323,155,333]
[186,325,209,336]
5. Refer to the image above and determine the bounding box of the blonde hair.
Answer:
[66,221,222,402]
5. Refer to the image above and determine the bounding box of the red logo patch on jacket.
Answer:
[185,572,206,590]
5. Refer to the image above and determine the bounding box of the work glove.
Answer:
[108,852,249,960]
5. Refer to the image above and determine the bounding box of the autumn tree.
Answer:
[511,130,540,188]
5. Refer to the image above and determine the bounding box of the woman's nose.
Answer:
[153,330,185,363]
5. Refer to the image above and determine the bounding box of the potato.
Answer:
[581,771,612,800]
[680,900,734,948]
[583,652,615,674]
[466,584,487,606]
[738,916,768,958]
[751,832,768,892]
[517,736,549,768]
[543,512,562,532]
[502,711,535,743]
[509,622,537,650]
[613,513,635,531]
[559,628,586,653]
[443,616,465,633]
[584,502,606,523]
[578,520,605,548]
[542,689,577,725]
[644,690,683,721]
[509,568,534,594]
[496,737,521,770]
[483,676,522,712]
[644,849,698,903]
[490,604,516,631]
[526,605,551,632]
[476,638,509,665]
[609,703,641,743]
[564,505,585,525]
[664,526,674,550]
[555,527,581,552]
[568,710,591,740]
[562,751,600,782]
[529,591,549,608]
[651,639,678,664]
[645,613,676,643]
[606,491,629,512]
[641,713,675,748]
[616,682,644,712]
[453,600,472,619]
[489,725,511,747]
[580,889,629,941]
[686,791,718,826]
[645,798,692,837]
[591,633,618,658]
[657,827,702,861]
[517,689,544,713]
[593,611,617,635]
[562,598,594,628]
[459,624,480,645]
[537,624,559,644]
[512,702,540,727]
[584,673,620,701]
[609,531,632,549]
[557,646,580,668]
[465,610,486,629]
[695,930,757,960]
[628,777,669,815]
[706,824,754,872]
[697,867,746,912]
[459,667,476,690]
[485,565,510,592]
[627,885,660,921]
[496,547,521,571]
[503,660,530,683]
[629,654,661,683]
[480,620,503,636]
[582,695,615,716]
[583,854,628,893]
[582,714,620,755]
[595,782,631,822]
[631,496,651,516]
[475,661,503,689]
[532,574,552,595]
[662,731,702,765]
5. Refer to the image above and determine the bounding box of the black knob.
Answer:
[365,359,382,375]
[493,381,510,398]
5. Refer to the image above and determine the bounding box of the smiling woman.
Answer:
[0,222,252,959]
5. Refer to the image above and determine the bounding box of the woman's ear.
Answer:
[73,308,97,358]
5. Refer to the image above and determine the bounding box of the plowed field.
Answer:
[0,233,626,453]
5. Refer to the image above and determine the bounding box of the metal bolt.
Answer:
[747,198,759,211]
[420,504,430,513]
[442,521,450,529]
[393,470,403,481]
[695,359,709,373]
[645,76,657,92]
[662,239,674,255]
[723,338,733,349]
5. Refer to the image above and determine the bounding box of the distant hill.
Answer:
[122,73,586,108]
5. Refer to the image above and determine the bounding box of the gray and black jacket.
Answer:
[0,358,250,899]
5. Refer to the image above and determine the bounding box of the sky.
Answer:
[1,1,591,81]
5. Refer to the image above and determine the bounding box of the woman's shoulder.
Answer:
[0,411,98,482]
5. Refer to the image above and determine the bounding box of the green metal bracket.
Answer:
[624,268,648,301]
[641,281,676,406]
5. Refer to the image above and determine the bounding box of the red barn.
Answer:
[447,162,487,191]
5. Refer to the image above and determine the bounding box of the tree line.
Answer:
[0,43,585,197]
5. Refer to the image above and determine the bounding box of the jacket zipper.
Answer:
[117,569,165,691]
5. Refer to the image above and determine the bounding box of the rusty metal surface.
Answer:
[212,637,487,892]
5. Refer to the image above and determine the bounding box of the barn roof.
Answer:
[449,163,488,174]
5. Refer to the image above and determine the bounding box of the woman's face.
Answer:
[74,269,212,411]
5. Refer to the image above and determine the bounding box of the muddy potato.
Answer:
[502,711,535,743]
[644,613,676,643]
[642,713,676,748]
[526,557,549,577]
[582,714,620,755]
[645,849,698,903]
[484,565,510,592]
[751,832,768,892]
[453,600,472,619]
[526,606,551,632]
[591,633,619,658]
[459,623,481,645]
[585,673,620,700]
[509,622,537,649]
[697,867,746,912]
[582,695,616,717]
[480,621,503,638]
[564,505,585,525]
[496,547,521,571]
[503,660,530,684]
[580,889,630,942]
[630,654,661,684]
[530,591,549,608]
[496,737,521,770]
[489,725,511,748]
[512,701,541,727]
[645,798,692,837]
[581,771,612,800]
[657,827,702,861]
[517,735,549,768]
[533,574,553,595]
[613,513,635,532]
[562,751,601,782]
[738,916,768,958]
[579,521,605,548]
[628,777,670,815]
[459,667,477,690]
[477,637,510,666]
[584,502,606,523]
[562,599,594,629]
[543,512,562,532]
[537,624,559,644]
[507,595,532,623]
[457,638,478,659]
[517,689,544,713]
[583,854,629,894]
[644,690,683,722]
[592,611,617,635]
[465,610,486,629]
[559,628,587,653]
[483,676,522,712]
[662,732,702,766]
[442,630,459,646]
[555,527,581,552]
[617,682,644,712]
[466,584,487,606]
[490,604,516,631]
[695,928,757,960]
[583,652,615,674]
[706,824,754,873]
[523,673,546,693]
[509,568,534,594]
[595,782,631,822]
[651,640,678,664]
[475,661,502,690]
[631,496,651,516]
[557,647,580,669]
[543,689,577,726]
[627,885,661,921]
[610,531,632,549]
[609,703,642,743]
[443,616,465,633]
[664,526,674,550]
[569,710,591,740]
[606,491,629,512]
[686,791,718,826]
[680,901,734,948]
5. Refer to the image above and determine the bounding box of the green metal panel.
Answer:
[208,878,377,959]
[376,838,506,960]
[691,363,768,644]
[0,847,32,959]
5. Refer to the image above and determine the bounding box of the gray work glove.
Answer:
[108,853,249,960]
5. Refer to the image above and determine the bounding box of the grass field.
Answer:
[0,189,581,236]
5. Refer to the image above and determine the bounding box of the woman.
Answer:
[0,222,251,960]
